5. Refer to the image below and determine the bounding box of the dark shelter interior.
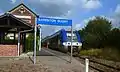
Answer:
[0,13,33,53]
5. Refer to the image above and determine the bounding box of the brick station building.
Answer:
[0,3,37,56]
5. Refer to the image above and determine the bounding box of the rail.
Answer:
[78,56,120,72]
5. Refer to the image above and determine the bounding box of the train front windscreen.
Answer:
[62,31,82,47]
[66,33,78,42]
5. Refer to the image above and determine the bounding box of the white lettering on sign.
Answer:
[39,18,56,22]
[49,19,56,22]
[14,15,31,19]
[38,18,69,24]
[39,19,48,22]
[37,17,72,26]
[57,20,68,23]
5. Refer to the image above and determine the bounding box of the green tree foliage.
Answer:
[106,28,120,49]
[25,33,39,52]
[85,17,111,36]
[25,33,34,52]
[78,17,120,61]
[79,16,112,49]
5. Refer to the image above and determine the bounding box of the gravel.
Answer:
[0,57,51,72]
[79,56,120,72]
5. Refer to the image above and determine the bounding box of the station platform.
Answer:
[35,48,94,72]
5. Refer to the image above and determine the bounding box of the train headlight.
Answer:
[68,42,70,45]
[76,43,78,45]
[79,43,82,46]
[63,42,67,46]
[76,42,82,46]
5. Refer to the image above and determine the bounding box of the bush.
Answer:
[25,33,39,52]
[25,34,33,52]
[100,47,120,61]
[80,48,120,61]
[80,49,102,56]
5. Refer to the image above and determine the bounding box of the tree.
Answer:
[79,16,112,48]
[85,17,111,36]
[106,28,120,49]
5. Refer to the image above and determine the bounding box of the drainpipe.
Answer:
[20,29,33,33]
[17,30,20,56]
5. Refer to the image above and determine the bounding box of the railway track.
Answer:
[76,56,120,72]
[41,48,120,72]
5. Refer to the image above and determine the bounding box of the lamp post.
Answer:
[38,25,41,51]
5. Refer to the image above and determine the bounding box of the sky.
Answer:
[0,0,120,37]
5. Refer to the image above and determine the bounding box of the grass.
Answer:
[80,49,102,56]
[79,48,120,61]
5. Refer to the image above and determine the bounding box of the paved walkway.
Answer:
[0,48,95,72]
[35,48,94,72]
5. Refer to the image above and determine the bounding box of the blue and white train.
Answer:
[42,29,82,54]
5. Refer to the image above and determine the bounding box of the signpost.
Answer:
[38,25,41,51]
[34,18,37,64]
[33,17,72,64]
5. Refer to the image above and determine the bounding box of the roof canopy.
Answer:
[0,13,33,32]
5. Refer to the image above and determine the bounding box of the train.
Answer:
[42,29,82,55]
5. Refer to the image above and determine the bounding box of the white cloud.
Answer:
[28,0,102,17]
[111,4,120,28]
[27,0,102,37]
[75,12,120,29]
[111,18,120,27]
[0,9,4,15]
[27,0,75,17]
[74,16,96,30]
[74,10,120,30]
[115,4,120,14]
[74,15,117,30]
[75,23,83,30]
[10,0,16,4]
[41,25,70,38]
[0,13,4,15]
[29,0,74,5]
[82,0,102,10]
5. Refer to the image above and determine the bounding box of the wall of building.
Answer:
[0,45,17,56]
[10,5,35,26]
[0,45,23,56]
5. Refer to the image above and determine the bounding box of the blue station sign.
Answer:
[37,17,72,26]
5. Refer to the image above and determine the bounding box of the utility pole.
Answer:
[38,25,41,51]
[34,18,37,64]
[70,22,73,63]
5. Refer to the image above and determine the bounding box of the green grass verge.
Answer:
[79,48,120,61]
[80,49,102,56]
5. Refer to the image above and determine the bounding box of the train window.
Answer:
[58,40,60,44]
[67,33,78,42]
[67,36,71,41]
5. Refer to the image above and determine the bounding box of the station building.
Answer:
[0,3,37,56]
